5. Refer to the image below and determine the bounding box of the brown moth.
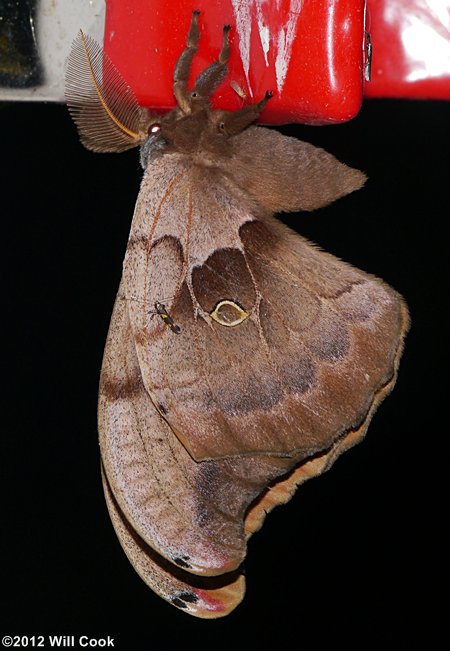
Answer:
[65,12,409,618]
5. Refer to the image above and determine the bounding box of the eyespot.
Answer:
[148,123,161,135]
[210,300,249,327]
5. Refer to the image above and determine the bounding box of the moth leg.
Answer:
[173,10,201,113]
[191,24,231,105]
[219,91,273,136]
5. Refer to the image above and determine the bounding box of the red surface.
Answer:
[104,0,365,125]
[364,0,450,99]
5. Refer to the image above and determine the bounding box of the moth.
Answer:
[65,12,409,618]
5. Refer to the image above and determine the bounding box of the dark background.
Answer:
[3,99,447,649]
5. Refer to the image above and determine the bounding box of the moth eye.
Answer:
[148,123,161,135]
[210,300,249,327]
[218,122,226,132]
[191,91,199,98]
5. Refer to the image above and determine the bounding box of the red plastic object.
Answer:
[104,0,365,125]
[364,0,450,99]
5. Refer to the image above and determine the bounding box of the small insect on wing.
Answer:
[154,301,181,334]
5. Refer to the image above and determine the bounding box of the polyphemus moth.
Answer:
[65,12,409,618]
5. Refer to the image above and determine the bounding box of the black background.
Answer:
[3,99,447,649]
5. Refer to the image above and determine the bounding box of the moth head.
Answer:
[65,16,272,168]
[140,109,240,168]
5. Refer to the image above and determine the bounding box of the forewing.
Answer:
[124,164,408,461]
[224,126,367,212]
[120,124,407,463]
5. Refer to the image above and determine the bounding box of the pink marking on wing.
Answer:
[194,589,227,613]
